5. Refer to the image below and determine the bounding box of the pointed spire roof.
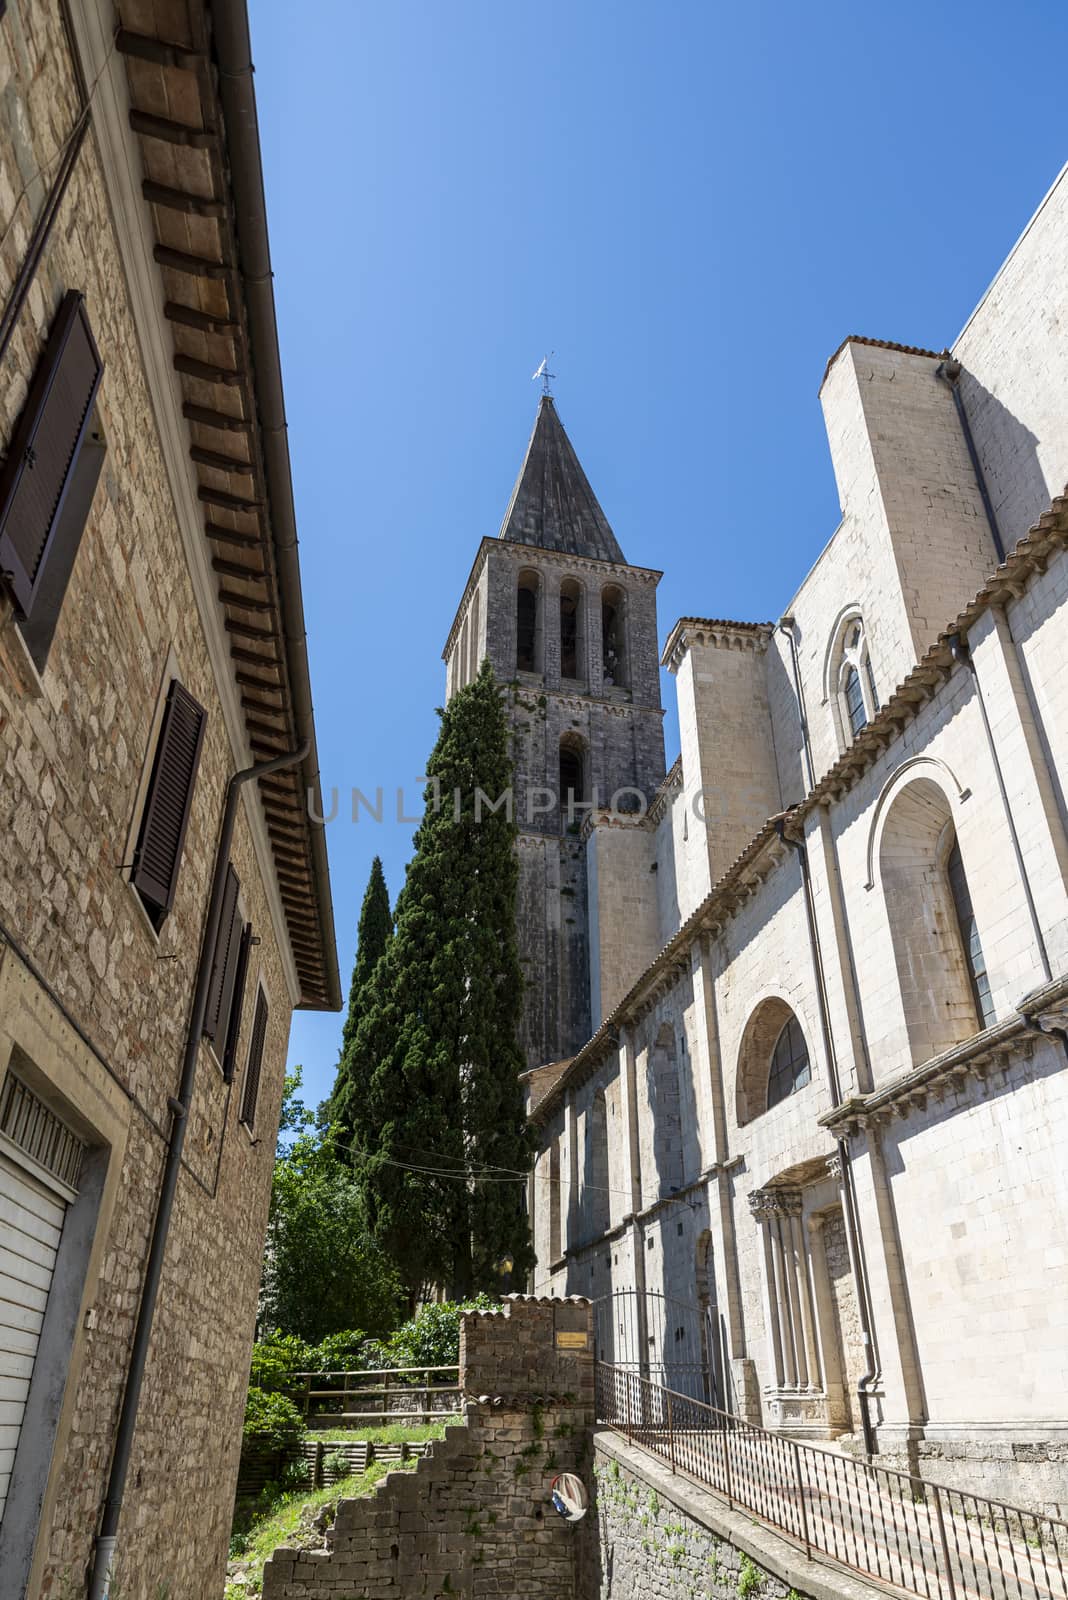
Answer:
[498,396,626,564]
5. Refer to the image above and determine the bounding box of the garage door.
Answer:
[0,1072,85,1526]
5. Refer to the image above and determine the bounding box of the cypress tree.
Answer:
[353,661,534,1300]
[325,855,393,1141]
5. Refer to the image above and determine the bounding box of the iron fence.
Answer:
[596,1362,1068,1600]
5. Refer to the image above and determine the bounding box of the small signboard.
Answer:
[555,1330,588,1351]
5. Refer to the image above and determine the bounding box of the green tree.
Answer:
[353,662,534,1300]
[261,1110,403,1343]
[324,856,394,1140]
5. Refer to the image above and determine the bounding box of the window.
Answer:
[240,988,269,1130]
[560,578,582,680]
[844,666,866,737]
[736,997,811,1124]
[130,679,206,931]
[767,1016,812,1109]
[517,571,540,672]
[830,612,878,749]
[0,291,105,670]
[946,837,995,1029]
[601,584,627,687]
[559,737,585,828]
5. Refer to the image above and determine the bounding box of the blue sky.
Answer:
[250,0,1068,1109]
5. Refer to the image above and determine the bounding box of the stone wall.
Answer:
[584,1431,890,1600]
[262,1297,597,1600]
[0,3,307,1595]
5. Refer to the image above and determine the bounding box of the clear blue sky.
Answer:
[249,0,1067,1110]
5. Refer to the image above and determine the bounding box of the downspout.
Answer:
[936,357,1006,565]
[775,818,879,1456]
[88,741,309,1600]
[0,0,93,364]
[778,615,814,795]
[947,631,1052,984]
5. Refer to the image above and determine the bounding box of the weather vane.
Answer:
[532,352,556,396]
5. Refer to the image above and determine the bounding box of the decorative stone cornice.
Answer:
[661,617,776,673]
[820,977,1068,1136]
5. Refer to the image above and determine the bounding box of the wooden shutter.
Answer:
[222,922,254,1083]
[240,990,269,1130]
[0,292,103,615]
[204,864,241,1045]
[131,680,206,922]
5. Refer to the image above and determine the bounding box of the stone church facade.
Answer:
[0,3,338,1597]
[447,166,1068,1511]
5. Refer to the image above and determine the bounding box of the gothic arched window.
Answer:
[828,613,879,750]
[516,571,540,673]
[766,1015,811,1110]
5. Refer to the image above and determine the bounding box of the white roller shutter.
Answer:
[0,1150,66,1522]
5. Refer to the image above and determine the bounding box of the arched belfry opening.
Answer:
[516,570,540,673]
[601,584,628,687]
[560,578,583,681]
[558,734,587,830]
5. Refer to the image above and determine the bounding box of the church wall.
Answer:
[586,817,661,1028]
[653,783,685,941]
[953,163,1068,551]
[672,633,781,900]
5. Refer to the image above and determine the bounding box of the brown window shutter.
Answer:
[132,680,207,925]
[204,864,241,1045]
[0,291,104,615]
[222,921,254,1083]
[240,989,269,1130]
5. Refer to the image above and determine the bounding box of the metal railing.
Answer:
[596,1362,1068,1600]
[290,1365,461,1427]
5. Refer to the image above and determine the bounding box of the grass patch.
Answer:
[228,1460,416,1596]
[307,1419,448,1446]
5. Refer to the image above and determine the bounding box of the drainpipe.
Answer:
[0,0,93,365]
[775,819,878,1456]
[88,742,309,1600]
[947,631,1051,985]
[936,357,1006,565]
[777,615,814,795]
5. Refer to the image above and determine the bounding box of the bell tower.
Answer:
[443,396,665,1068]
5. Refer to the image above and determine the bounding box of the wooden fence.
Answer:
[236,1434,438,1499]
[290,1365,461,1428]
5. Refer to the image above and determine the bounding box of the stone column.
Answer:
[617,1026,643,1219]
[564,1095,580,1255]
[750,1190,785,1387]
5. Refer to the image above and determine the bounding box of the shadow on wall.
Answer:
[958,372,1047,555]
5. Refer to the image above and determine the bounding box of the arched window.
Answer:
[767,1015,811,1110]
[946,836,995,1029]
[736,998,812,1125]
[584,1091,609,1238]
[459,616,470,690]
[516,571,540,673]
[560,578,583,680]
[829,613,879,749]
[601,584,628,688]
[559,736,586,828]
[879,776,993,1063]
[468,589,481,683]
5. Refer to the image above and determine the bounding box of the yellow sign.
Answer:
[555,1331,588,1350]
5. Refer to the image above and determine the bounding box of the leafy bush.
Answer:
[308,1330,376,1372]
[385,1295,499,1371]
[242,1387,305,1451]
[249,1331,311,1393]
[323,1449,349,1478]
